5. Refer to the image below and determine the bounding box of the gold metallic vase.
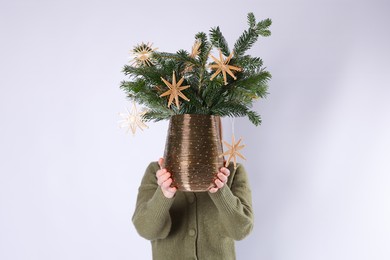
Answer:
[163,114,224,192]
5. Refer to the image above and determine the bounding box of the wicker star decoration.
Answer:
[160,71,190,109]
[190,39,201,58]
[118,102,148,135]
[182,40,202,75]
[209,50,242,85]
[130,42,157,67]
[219,135,246,169]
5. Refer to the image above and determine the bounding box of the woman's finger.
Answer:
[214,179,224,189]
[217,172,228,183]
[161,181,177,198]
[167,186,177,194]
[157,172,171,186]
[156,168,167,178]
[220,167,230,176]
[161,177,173,189]
[209,187,218,193]
[158,158,164,169]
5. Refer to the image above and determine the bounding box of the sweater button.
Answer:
[188,229,196,236]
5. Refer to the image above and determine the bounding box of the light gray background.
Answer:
[1,0,389,259]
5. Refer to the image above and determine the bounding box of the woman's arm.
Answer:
[132,162,176,240]
[208,164,254,240]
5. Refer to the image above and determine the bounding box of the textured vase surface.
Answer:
[163,114,224,192]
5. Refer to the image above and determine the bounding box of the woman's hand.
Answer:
[156,158,177,198]
[209,167,230,193]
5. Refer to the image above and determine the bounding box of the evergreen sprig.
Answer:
[209,26,230,56]
[234,13,272,57]
[120,13,272,126]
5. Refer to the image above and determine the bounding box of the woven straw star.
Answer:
[118,102,148,135]
[209,50,242,85]
[190,39,201,58]
[182,40,202,75]
[160,71,190,109]
[130,42,157,67]
[219,135,246,169]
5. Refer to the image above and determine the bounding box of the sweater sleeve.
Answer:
[208,163,254,240]
[132,162,175,240]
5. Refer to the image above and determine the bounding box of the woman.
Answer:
[132,156,254,260]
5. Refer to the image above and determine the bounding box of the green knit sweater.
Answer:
[132,162,254,260]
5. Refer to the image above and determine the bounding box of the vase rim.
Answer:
[171,114,220,118]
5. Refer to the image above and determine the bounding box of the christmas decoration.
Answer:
[219,135,246,169]
[190,39,201,58]
[118,102,148,135]
[209,50,241,85]
[130,42,157,67]
[119,13,272,186]
[182,40,202,74]
[121,13,271,125]
[159,71,190,109]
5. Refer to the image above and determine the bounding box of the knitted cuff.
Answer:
[148,187,175,217]
[208,185,238,215]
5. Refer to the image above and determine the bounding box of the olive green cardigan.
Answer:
[132,162,253,260]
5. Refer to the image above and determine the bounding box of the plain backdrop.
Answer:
[1,0,390,259]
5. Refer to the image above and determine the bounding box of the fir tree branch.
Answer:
[256,18,272,37]
[122,65,163,85]
[153,51,200,67]
[210,102,249,118]
[247,110,262,126]
[201,78,225,107]
[234,56,263,74]
[194,32,212,92]
[143,109,173,122]
[247,12,256,28]
[233,27,259,57]
[195,32,211,64]
[209,26,230,56]
[233,71,271,91]
[233,16,272,57]
[119,13,272,125]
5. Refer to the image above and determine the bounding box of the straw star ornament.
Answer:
[130,42,157,67]
[118,102,148,135]
[209,50,242,85]
[219,135,246,169]
[160,71,190,109]
[190,39,201,58]
[182,40,202,75]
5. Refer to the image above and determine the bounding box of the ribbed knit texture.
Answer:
[132,162,253,260]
